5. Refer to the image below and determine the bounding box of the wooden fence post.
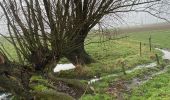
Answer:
[121,62,127,75]
[155,54,160,65]
[149,36,152,52]
[140,42,142,56]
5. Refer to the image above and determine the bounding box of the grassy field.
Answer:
[58,34,159,79]
[81,29,170,99]
[120,30,170,100]
[0,29,170,100]
[126,30,170,49]
[0,33,158,80]
[0,37,18,61]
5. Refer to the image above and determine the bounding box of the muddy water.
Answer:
[88,62,157,84]
[126,62,157,73]
[155,48,170,60]
[101,49,170,99]
[126,66,169,91]
[0,94,9,100]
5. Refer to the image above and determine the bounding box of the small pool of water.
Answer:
[156,48,170,60]
[54,63,75,72]
[0,94,8,100]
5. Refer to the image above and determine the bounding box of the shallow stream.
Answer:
[88,48,170,84]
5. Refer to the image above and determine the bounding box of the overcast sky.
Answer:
[0,0,169,34]
[1,12,168,34]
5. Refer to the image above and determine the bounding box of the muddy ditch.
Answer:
[104,48,170,99]
[105,65,169,99]
[0,48,170,99]
[88,48,170,84]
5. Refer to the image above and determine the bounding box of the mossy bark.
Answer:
[35,90,74,100]
[0,54,93,99]
[65,42,95,65]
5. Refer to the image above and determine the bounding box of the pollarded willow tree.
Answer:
[0,0,164,99]
[0,0,163,65]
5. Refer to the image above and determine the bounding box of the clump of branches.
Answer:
[0,0,164,67]
[0,0,165,99]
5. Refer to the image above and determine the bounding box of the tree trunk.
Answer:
[65,42,95,65]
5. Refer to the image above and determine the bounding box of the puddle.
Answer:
[88,78,102,84]
[88,74,119,84]
[88,62,158,84]
[126,66,168,91]
[0,94,8,100]
[156,48,170,60]
[88,62,157,84]
[54,63,75,72]
[126,62,157,73]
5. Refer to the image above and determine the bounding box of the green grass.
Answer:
[0,37,18,61]
[126,30,170,49]
[81,29,170,99]
[127,65,170,100]
[81,64,166,100]
[58,35,158,79]
[0,31,161,79]
[1,29,169,100]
